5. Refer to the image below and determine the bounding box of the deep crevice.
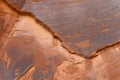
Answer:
[16,65,36,80]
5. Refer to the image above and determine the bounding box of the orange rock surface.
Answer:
[0,0,120,80]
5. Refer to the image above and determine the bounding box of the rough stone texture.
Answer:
[5,0,26,10]
[53,43,120,80]
[4,0,120,57]
[0,0,18,50]
[0,2,85,79]
[87,44,120,80]
[0,0,120,80]
[53,61,87,80]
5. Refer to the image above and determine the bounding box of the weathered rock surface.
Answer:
[0,0,120,80]
[4,0,120,57]
[87,44,120,80]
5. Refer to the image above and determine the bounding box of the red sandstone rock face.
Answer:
[4,0,120,58]
[0,0,120,80]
